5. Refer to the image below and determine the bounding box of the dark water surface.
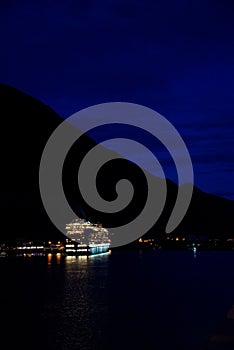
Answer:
[1,250,234,350]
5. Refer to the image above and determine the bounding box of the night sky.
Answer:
[1,0,233,199]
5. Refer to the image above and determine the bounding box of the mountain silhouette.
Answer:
[0,84,233,243]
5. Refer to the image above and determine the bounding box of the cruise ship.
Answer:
[65,218,111,255]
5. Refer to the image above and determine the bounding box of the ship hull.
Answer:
[65,244,110,256]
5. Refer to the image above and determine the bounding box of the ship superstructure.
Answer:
[65,218,111,255]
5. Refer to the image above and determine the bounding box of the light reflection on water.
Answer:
[47,251,111,266]
[1,250,234,350]
[58,251,111,350]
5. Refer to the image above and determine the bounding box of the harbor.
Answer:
[0,218,111,257]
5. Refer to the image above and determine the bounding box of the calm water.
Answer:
[1,250,234,350]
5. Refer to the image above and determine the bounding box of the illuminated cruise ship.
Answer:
[65,218,111,255]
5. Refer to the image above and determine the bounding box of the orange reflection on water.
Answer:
[56,252,61,263]
[47,253,52,265]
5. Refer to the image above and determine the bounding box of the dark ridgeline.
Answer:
[0,83,233,243]
[0,84,65,242]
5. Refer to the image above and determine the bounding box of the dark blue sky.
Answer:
[1,0,234,198]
